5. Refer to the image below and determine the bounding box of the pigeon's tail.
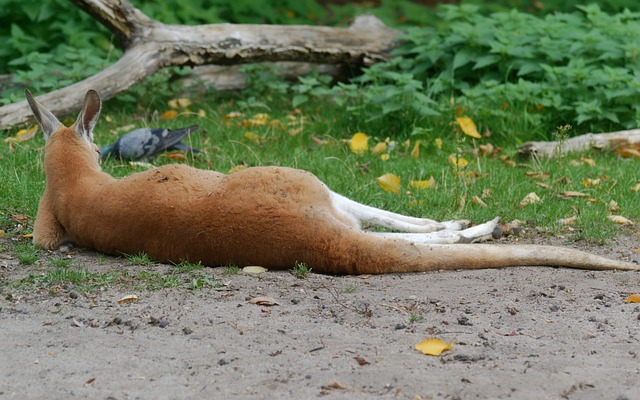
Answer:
[162,125,200,148]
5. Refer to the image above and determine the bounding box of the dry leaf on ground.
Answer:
[519,192,541,207]
[607,215,634,225]
[117,295,139,304]
[161,110,178,120]
[415,338,454,356]
[624,294,640,303]
[242,266,268,274]
[349,132,369,155]
[248,296,279,306]
[410,177,435,190]
[456,116,481,139]
[377,173,401,194]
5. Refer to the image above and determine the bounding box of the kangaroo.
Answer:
[25,89,638,274]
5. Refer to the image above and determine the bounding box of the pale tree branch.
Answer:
[518,129,640,157]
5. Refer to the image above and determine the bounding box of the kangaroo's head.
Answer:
[25,89,102,168]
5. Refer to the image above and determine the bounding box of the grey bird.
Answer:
[99,125,201,160]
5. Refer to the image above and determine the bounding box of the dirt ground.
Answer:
[1,231,639,400]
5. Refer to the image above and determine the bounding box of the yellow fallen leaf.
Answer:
[161,151,187,161]
[631,182,640,192]
[242,266,268,274]
[534,182,550,189]
[526,171,550,180]
[228,164,248,174]
[609,200,620,212]
[580,156,596,167]
[0,230,5,237]
[615,147,640,158]
[410,177,435,190]
[411,141,420,158]
[435,138,443,149]
[224,111,243,119]
[197,109,206,118]
[560,191,588,198]
[129,161,155,169]
[377,173,401,194]
[559,216,577,225]
[607,215,634,225]
[471,195,488,208]
[456,116,481,139]
[448,154,469,168]
[161,110,178,120]
[168,98,191,109]
[519,192,541,207]
[582,178,600,187]
[244,131,264,144]
[380,153,390,161]
[415,338,454,356]
[350,132,369,155]
[248,296,279,306]
[624,294,640,303]
[117,295,139,304]
[4,125,38,143]
[370,142,387,155]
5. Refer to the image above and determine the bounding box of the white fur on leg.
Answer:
[330,191,468,233]
[370,217,500,244]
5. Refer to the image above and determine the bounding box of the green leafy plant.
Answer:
[343,284,358,293]
[290,262,311,279]
[392,4,640,135]
[125,252,153,266]
[49,257,72,269]
[15,243,40,265]
[171,259,204,274]
[222,265,240,275]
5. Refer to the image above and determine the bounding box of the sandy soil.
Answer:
[1,232,639,400]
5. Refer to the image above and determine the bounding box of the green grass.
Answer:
[343,284,358,293]
[49,257,72,268]
[408,313,424,323]
[14,243,40,265]
[124,252,153,266]
[290,262,312,279]
[221,265,240,275]
[1,87,638,252]
[171,260,204,274]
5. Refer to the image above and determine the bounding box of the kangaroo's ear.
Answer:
[73,90,101,143]
[24,89,62,141]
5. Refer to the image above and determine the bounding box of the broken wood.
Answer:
[0,0,401,130]
[518,129,640,158]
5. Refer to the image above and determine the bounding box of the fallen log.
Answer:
[518,129,640,158]
[0,0,400,130]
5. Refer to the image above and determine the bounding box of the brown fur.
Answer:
[27,90,639,274]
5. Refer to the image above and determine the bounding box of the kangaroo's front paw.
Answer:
[33,231,70,251]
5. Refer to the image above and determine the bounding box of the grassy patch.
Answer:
[124,252,153,266]
[14,243,40,265]
[221,265,240,275]
[343,284,358,293]
[291,262,312,279]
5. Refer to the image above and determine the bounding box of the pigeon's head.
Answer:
[98,144,115,160]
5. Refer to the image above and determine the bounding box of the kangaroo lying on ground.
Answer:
[25,89,638,274]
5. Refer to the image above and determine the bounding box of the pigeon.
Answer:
[99,125,201,160]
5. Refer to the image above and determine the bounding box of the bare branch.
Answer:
[0,0,400,130]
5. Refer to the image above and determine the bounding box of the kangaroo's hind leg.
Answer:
[370,217,500,244]
[329,191,469,233]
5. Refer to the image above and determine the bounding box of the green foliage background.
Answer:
[2,0,640,136]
